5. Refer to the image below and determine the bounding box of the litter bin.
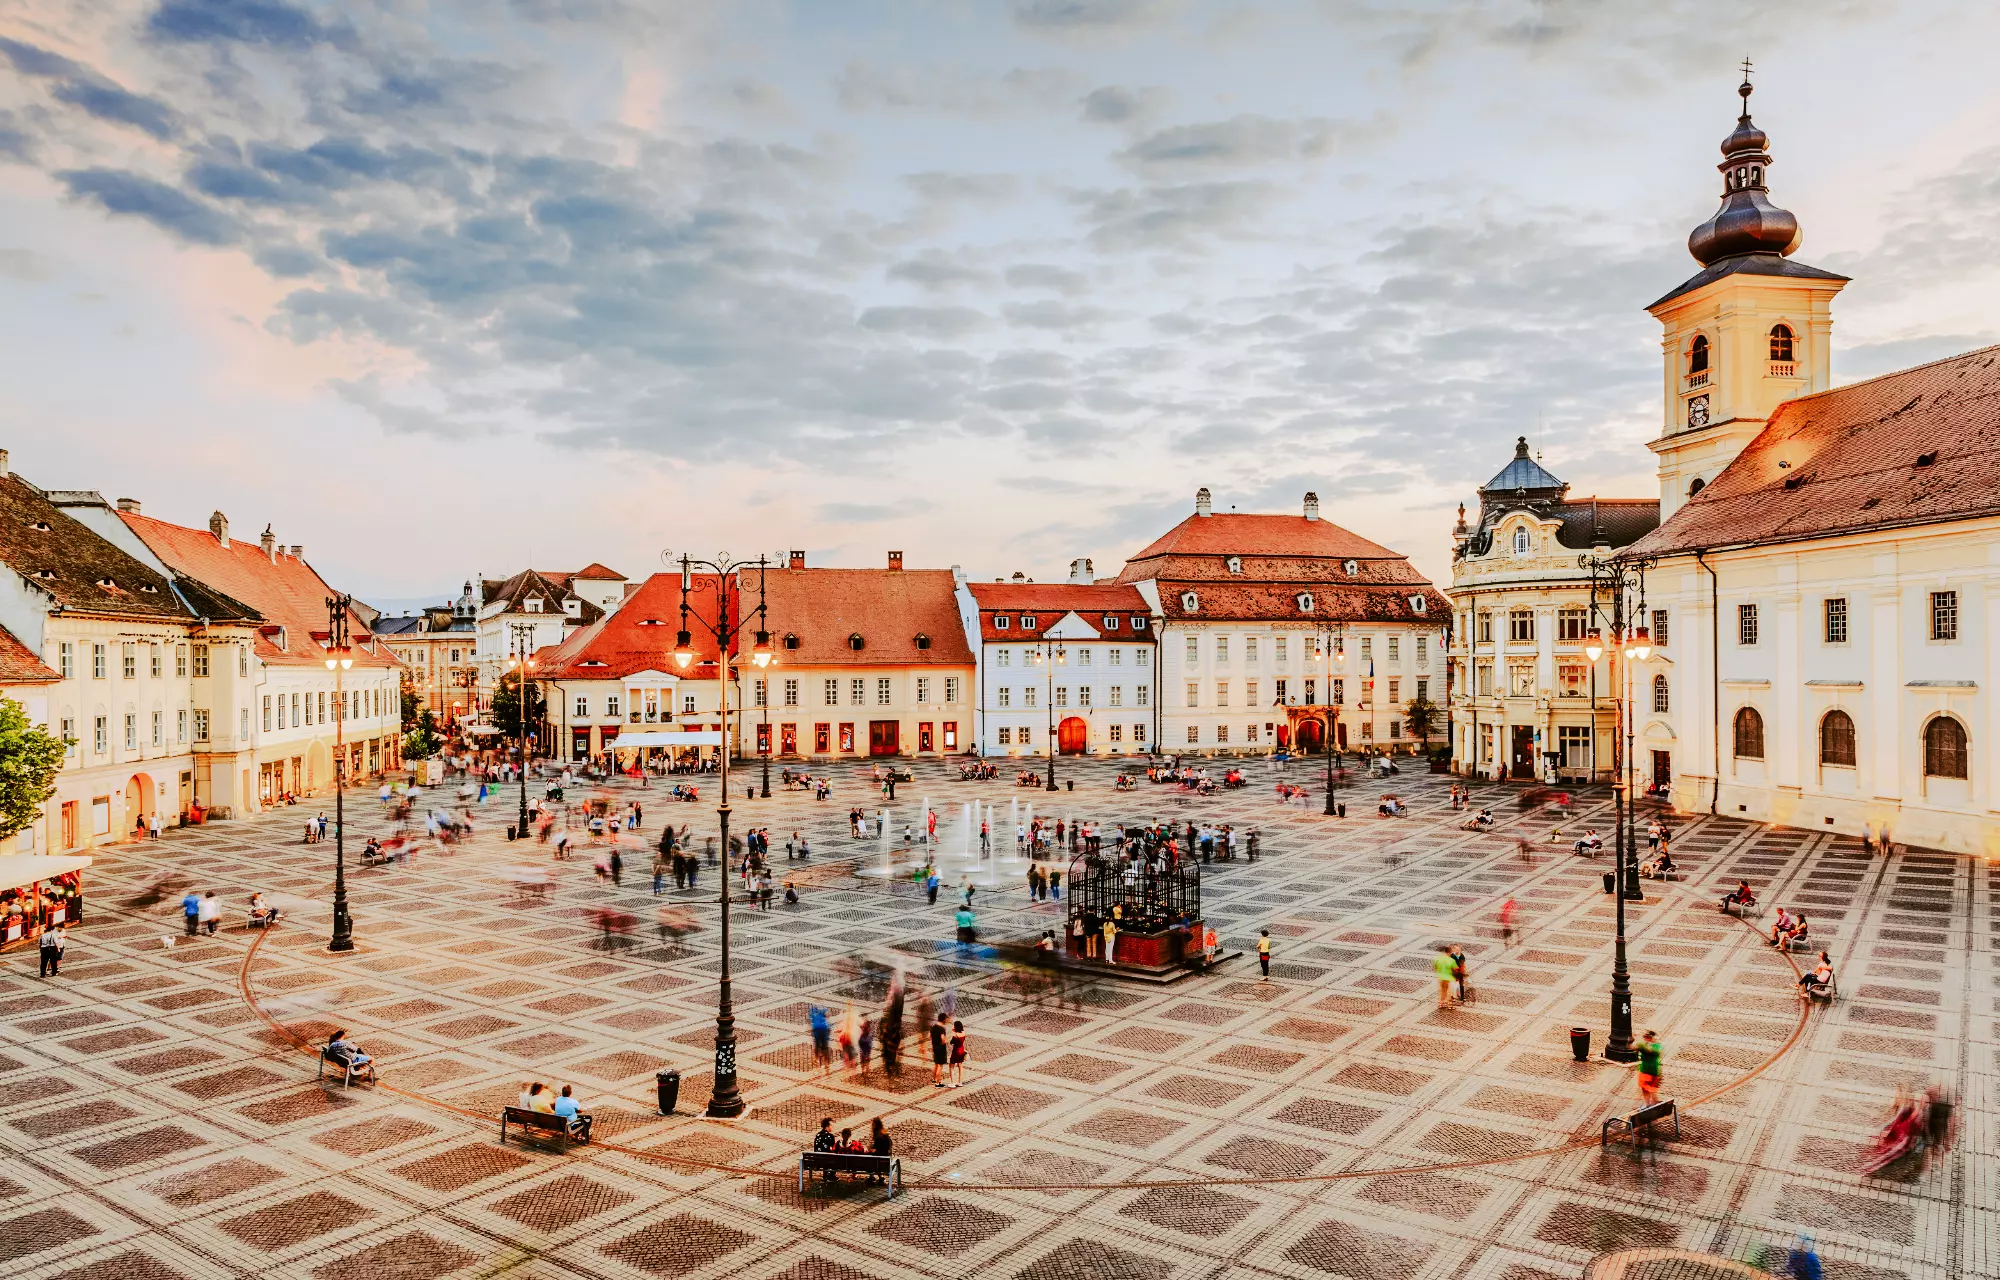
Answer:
[1336,803,1346,818]
[656,1069,681,1115]
[1065,779,1074,792]
[1570,1027,1591,1062]
[1602,872,1616,895]
[506,825,517,841]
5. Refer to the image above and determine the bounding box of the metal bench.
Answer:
[798,1150,900,1199]
[1777,931,1813,953]
[1720,897,1762,918]
[1803,972,1839,1002]
[500,1106,590,1150]
[317,1047,375,1088]
[1601,1099,1680,1149]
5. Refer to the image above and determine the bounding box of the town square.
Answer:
[1,1,1998,1277]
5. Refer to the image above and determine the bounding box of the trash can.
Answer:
[1570,1027,1591,1062]
[506,825,517,841]
[1336,803,1346,818]
[1602,872,1616,895]
[656,1069,681,1115]
[1065,779,1074,792]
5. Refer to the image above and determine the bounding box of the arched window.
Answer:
[1688,334,1710,375]
[1512,527,1530,555]
[1688,477,1707,499]
[1769,324,1795,363]
[1732,706,1764,759]
[1652,674,1670,713]
[1819,710,1856,767]
[1924,716,1969,780]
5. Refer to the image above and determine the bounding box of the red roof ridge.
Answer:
[1782,339,2000,410]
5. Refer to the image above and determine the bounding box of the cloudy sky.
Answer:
[4,0,1998,608]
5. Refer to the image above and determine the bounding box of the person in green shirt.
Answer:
[1636,1029,1663,1104]
[1433,945,1457,1007]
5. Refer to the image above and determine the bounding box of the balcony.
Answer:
[1769,361,1795,378]
[1683,370,1710,391]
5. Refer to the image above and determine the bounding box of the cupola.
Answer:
[1686,69,1802,266]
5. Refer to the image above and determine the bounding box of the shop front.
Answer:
[0,856,92,950]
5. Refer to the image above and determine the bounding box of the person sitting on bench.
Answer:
[1798,952,1835,999]
[327,1029,374,1082]
[1460,809,1493,831]
[1640,848,1678,879]
[1771,910,1808,949]
[247,893,282,927]
[1572,829,1604,857]
[811,1117,840,1180]
[550,1084,592,1142]
[1721,881,1756,911]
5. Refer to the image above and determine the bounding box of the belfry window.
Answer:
[1769,324,1794,362]
[1512,527,1530,555]
[1688,335,1709,375]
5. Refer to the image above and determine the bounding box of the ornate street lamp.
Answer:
[1316,621,1346,816]
[324,595,356,953]
[507,621,536,840]
[665,550,772,1120]
[1578,552,1654,1062]
[1028,637,1066,790]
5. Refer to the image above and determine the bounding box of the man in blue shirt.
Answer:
[551,1085,591,1142]
[182,891,201,937]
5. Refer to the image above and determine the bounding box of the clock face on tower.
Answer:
[1687,395,1710,428]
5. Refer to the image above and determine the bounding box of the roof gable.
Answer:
[0,476,199,622]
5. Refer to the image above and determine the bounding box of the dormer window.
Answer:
[139,583,158,594]
[1411,595,1428,615]
[1295,592,1315,613]
[914,633,931,650]
[1022,616,1037,630]
[525,597,543,613]
[564,599,580,616]
[1180,591,1199,613]
[848,633,865,651]
[995,616,1010,630]
[33,569,55,580]
[28,521,50,532]
[1688,334,1709,375]
[1342,560,1357,576]
[784,632,800,650]
[1512,527,1531,555]
[1104,616,1119,630]
[1225,556,1242,574]
[96,577,115,588]
[1130,615,1147,630]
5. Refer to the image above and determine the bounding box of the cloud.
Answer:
[857,305,994,339]
[1002,300,1112,331]
[902,172,1022,204]
[887,252,994,292]
[0,249,56,282]
[1077,179,1277,252]
[0,37,180,140]
[816,501,926,522]
[1120,114,1379,172]
[1012,0,1173,33]
[57,169,240,246]
[145,0,343,50]
[1078,84,1169,125]
[836,62,1076,116]
[1005,263,1087,293]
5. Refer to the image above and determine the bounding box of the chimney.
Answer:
[1068,558,1093,585]
[260,525,277,562]
[1195,487,1212,517]
[887,551,903,571]
[1011,571,1026,582]
[209,511,229,547]
[116,498,141,514]
[1303,491,1320,521]
[0,449,8,476]
[289,545,302,559]
[788,549,805,569]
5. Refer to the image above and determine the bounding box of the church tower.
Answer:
[1646,70,1848,520]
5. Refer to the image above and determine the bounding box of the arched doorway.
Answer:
[1336,722,1349,750]
[1295,719,1324,753]
[1057,717,1089,756]
[124,773,154,837]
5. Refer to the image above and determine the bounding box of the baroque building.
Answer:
[1446,440,1659,781]
[1620,76,1996,854]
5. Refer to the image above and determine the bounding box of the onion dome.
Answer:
[1687,71,1803,266]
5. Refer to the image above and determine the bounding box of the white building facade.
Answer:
[962,572,1156,757]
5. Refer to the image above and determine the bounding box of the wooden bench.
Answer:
[1601,1099,1680,1149]
[798,1151,900,1199]
[499,1106,590,1150]
[317,1047,375,1088]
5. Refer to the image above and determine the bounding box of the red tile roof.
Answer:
[0,476,205,623]
[536,573,724,681]
[0,624,59,684]
[1154,582,1446,625]
[767,569,973,667]
[1126,513,1403,563]
[121,513,396,668]
[965,581,1152,643]
[573,563,626,580]
[1629,344,2000,557]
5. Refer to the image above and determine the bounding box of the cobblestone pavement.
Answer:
[0,758,1986,1279]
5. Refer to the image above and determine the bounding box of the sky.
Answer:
[4,0,1999,612]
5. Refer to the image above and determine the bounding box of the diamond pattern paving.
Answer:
[0,758,1983,1278]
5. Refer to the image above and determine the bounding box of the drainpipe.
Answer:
[1464,588,1476,778]
[1697,549,1720,815]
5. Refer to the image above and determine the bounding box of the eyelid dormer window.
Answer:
[1225,556,1242,574]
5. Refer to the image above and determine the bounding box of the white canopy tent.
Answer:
[0,854,93,893]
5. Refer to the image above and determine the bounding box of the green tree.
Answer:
[400,673,422,730]
[0,697,68,841]
[491,670,543,740]
[1403,696,1441,750]
[403,709,443,761]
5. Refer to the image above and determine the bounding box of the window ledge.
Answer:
[1906,680,1977,690]
[1721,679,1770,688]
[1804,680,1863,689]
